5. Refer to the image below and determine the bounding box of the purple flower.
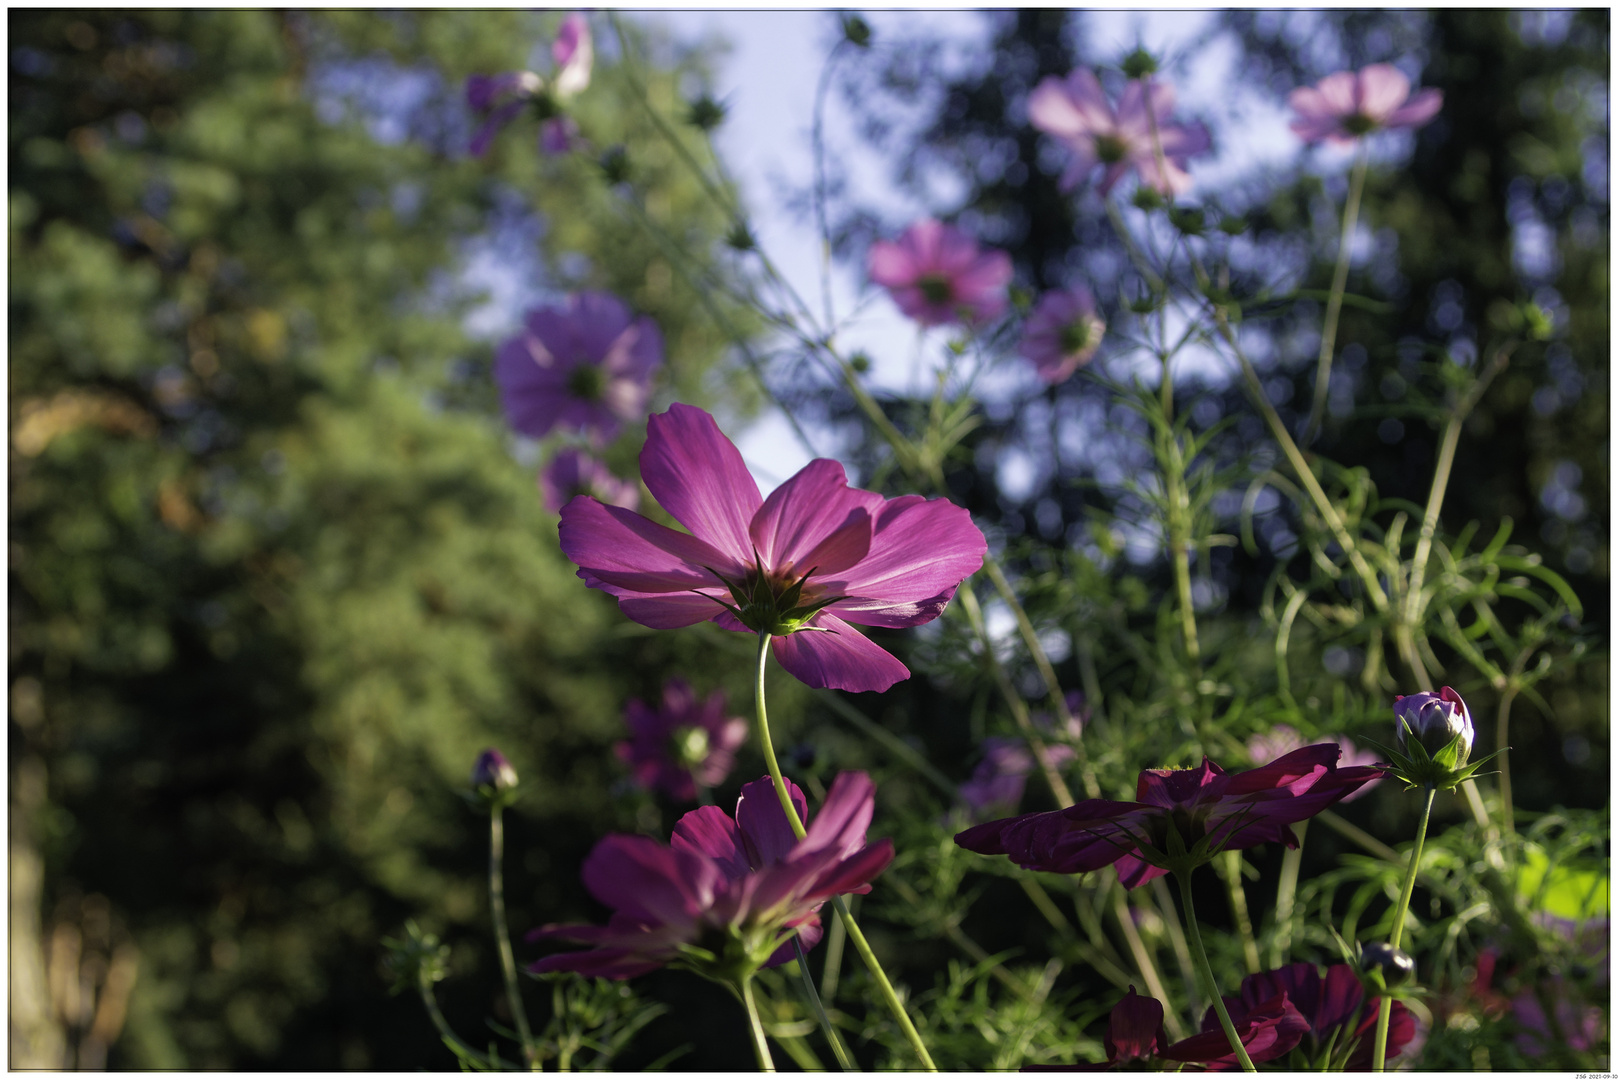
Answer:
[1027,986,1309,1071]
[540,449,639,514]
[465,13,593,157]
[1019,285,1105,383]
[1028,70,1211,196]
[956,744,1384,888]
[866,219,1014,328]
[528,772,894,979]
[1514,975,1607,1057]
[1289,64,1443,145]
[1393,686,1473,765]
[471,748,519,791]
[1247,725,1382,803]
[1205,962,1415,1070]
[557,404,988,693]
[494,292,663,444]
[959,736,1076,818]
[616,679,748,801]
[549,13,593,99]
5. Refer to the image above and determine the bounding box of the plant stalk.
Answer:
[741,974,776,1072]
[489,808,539,1068]
[793,936,854,1070]
[1300,148,1368,448]
[1176,871,1256,1072]
[1372,784,1435,1072]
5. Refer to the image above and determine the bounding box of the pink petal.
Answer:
[1386,87,1442,129]
[558,495,741,594]
[797,771,876,860]
[1356,63,1411,120]
[1028,71,1114,138]
[867,238,919,287]
[640,404,762,563]
[615,591,728,630]
[1156,120,1211,159]
[671,805,752,880]
[804,838,894,898]
[1286,85,1337,125]
[747,459,874,575]
[495,335,571,437]
[552,13,593,98]
[735,775,808,868]
[1313,70,1359,116]
[770,615,911,692]
[824,497,985,626]
[579,835,717,925]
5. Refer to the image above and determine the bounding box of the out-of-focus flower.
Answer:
[956,744,1383,888]
[466,13,592,156]
[540,449,639,514]
[472,748,519,791]
[529,773,893,979]
[1210,961,1416,1070]
[1247,724,1382,802]
[958,736,1075,818]
[1288,63,1442,145]
[616,679,747,801]
[558,404,987,693]
[1160,992,1311,1068]
[1028,69,1211,196]
[866,219,1013,328]
[495,292,663,443]
[1019,285,1105,383]
[1514,975,1607,1058]
[1393,686,1473,764]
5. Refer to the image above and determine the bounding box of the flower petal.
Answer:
[748,458,873,575]
[671,805,753,881]
[1028,71,1114,139]
[1356,63,1412,120]
[734,775,809,868]
[770,615,911,692]
[641,404,762,562]
[579,834,717,926]
[1386,87,1442,129]
[823,497,986,626]
[558,495,741,594]
[797,771,876,861]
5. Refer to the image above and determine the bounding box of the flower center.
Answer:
[566,362,606,401]
[670,725,710,768]
[1059,318,1093,355]
[917,274,954,305]
[1094,133,1129,164]
[1341,112,1379,136]
[706,562,847,637]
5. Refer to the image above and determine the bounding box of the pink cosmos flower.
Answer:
[1289,64,1443,145]
[528,772,893,979]
[1028,70,1212,196]
[1026,986,1309,1070]
[1246,724,1382,803]
[540,449,639,514]
[557,404,988,693]
[615,678,748,801]
[1019,284,1106,383]
[955,744,1383,888]
[466,13,592,157]
[866,219,1014,328]
[494,292,663,443]
[1203,962,1415,1070]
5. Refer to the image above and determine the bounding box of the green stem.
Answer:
[1301,148,1368,449]
[1217,851,1260,975]
[752,633,938,1070]
[1176,871,1256,1072]
[740,974,776,1072]
[419,972,511,1069]
[1269,820,1307,970]
[489,808,538,1069]
[1372,785,1435,1072]
[793,936,854,1070]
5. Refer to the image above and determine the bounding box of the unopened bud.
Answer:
[1121,48,1159,80]
[1169,206,1205,236]
[685,94,727,132]
[841,15,872,48]
[1131,186,1164,212]
[472,748,519,792]
[1394,687,1473,766]
[1361,942,1416,988]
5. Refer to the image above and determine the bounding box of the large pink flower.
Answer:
[955,744,1383,888]
[1028,70,1211,196]
[558,404,988,693]
[1018,284,1106,383]
[867,219,1014,328]
[528,773,893,979]
[495,292,662,443]
[1289,64,1443,145]
[616,678,748,801]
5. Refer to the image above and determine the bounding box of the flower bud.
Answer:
[472,748,519,792]
[1120,47,1159,80]
[841,14,872,48]
[1360,942,1416,988]
[1393,686,1473,766]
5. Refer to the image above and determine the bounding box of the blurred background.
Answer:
[8,9,1608,1069]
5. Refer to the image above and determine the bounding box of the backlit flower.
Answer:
[867,219,1013,328]
[1205,961,1415,1070]
[528,772,893,979]
[1289,64,1443,145]
[1393,686,1473,764]
[1026,986,1309,1070]
[495,292,662,443]
[540,449,639,514]
[466,13,593,157]
[1247,724,1382,803]
[616,679,748,801]
[955,744,1383,888]
[1159,992,1311,1068]
[1028,70,1211,196]
[558,404,987,693]
[1019,284,1105,383]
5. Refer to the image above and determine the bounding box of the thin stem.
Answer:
[1217,850,1260,975]
[740,975,776,1072]
[811,39,849,330]
[489,808,538,1068]
[419,972,511,1069]
[753,633,937,1070]
[820,900,847,1003]
[1176,871,1257,1072]
[1269,820,1307,970]
[1149,876,1201,1026]
[1110,878,1184,1039]
[1372,785,1435,1072]
[1301,148,1368,449]
[793,936,854,1070]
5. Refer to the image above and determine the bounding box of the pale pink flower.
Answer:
[1019,285,1106,383]
[866,219,1014,328]
[1028,70,1211,196]
[1288,64,1443,145]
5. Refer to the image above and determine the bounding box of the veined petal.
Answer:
[579,835,717,926]
[797,771,876,860]
[1028,71,1114,138]
[558,496,742,593]
[748,458,873,574]
[770,615,911,692]
[735,775,808,869]
[804,838,894,900]
[615,590,728,629]
[823,496,985,608]
[641,404,762,562]
[1314,70,1359,115]
[671,805,752,881]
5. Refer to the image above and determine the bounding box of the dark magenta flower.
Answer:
[616,678,748,801]
[1159,992,1311,1068]
[466,13,593,157]
[1028,70,1211,196]
[558,404,987,693]
[955,744,1383,888]
[959,736,1075,818]
[528,773,893,979]
[1198,962,1415,1070]
[1247,724,1382,803]
[1025,986,1308,1071]
[1289,64,1442,145]
[540,448,639,514]
[495,292,663,443]
[1018,285,1105,384]
[866,219,1014,328]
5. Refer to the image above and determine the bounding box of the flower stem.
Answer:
[1300,147,1368,449]
[1269,820,1307,969]
[740,974,776,1072]
[794,935,855,1069]
[1175,871,1256,1073]
[1372,784,1435,1072]
[489,807,538,1069]
[752,632,938,1071]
